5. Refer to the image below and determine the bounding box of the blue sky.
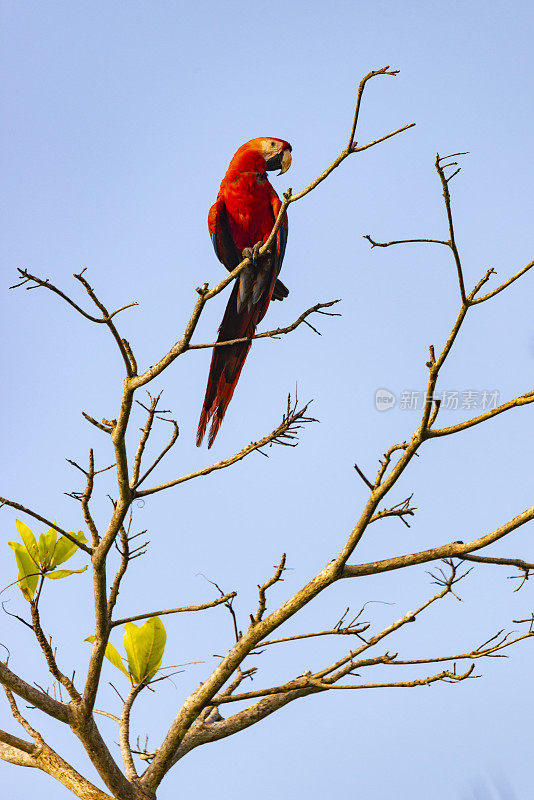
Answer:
[2,1,534,798]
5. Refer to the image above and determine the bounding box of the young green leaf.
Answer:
[38,529,57,568]
[85,636,130,677]
[8,542,39,601]
[44,527,58,564]
[15,520,39,565]
[38,533,47,565]
[46,566,88,580]
[123,617,166,684]
[52,531,87,567]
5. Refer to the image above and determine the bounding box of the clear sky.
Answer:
[2,1,534,798]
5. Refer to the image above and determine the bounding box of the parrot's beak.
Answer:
[265,147,292,175]
[279,148,292,175]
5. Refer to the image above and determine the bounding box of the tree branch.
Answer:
[471,258,534,304]
[107,516,133,621]
[429,391,534,437]
[434,153,467,303]
[459,553,534,572]
[0,661,71,723]
[130,394,164,488]
[369,495,416,527]
[131,418,179,491]
[351,122,415,154]
[10,268,137,325]
[258,624,369,648]
[120,683,144,781]
[164,570,488,764]
[309,664,476,690]
[0,497,92,555]
[78,449,100,547]
[2,688,114,800]
[111,593,237,628]
[187,299,341,350]
[252,554,286,625]
[29,600,80,702]
[0,728,36,757]
[342,504,534,577]
[10,268,137,377]
[135,397,315,498]
[364,234,449,248]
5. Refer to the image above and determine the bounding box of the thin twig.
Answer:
[253,555,286,625]
[188,300,341,350]
[111,594,236,628]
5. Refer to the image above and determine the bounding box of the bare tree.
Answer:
[1,67,533,800]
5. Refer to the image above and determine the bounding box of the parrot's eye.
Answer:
[270,141,275,147]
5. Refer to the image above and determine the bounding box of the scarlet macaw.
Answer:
[196,137,292,448]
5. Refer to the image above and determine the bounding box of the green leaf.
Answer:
[45,566,88,580]
[37,533,47,565]
[8,541,39,601]
[52,531,87,567]
[15,520,39,565]
[37,527,57,568]
[123,617,166,684]
[85,636,130,677]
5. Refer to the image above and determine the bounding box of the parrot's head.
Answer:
[260,138,292,175]
[230,138,292,176]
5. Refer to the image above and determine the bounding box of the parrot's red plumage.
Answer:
[196,137,292,448]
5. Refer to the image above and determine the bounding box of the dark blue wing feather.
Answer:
[277,223,288,274]
[211,233,219,259]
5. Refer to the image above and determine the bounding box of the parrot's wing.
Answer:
[269,194,289,301]
[208,197,241,271]
[270,193,288,276]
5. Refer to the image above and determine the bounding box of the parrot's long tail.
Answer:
[197,280,262,448]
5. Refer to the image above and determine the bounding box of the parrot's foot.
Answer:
[242,241,268,267]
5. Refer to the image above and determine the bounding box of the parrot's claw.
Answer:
[242,241,265,267]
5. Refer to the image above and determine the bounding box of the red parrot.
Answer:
[196,137,292,448]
